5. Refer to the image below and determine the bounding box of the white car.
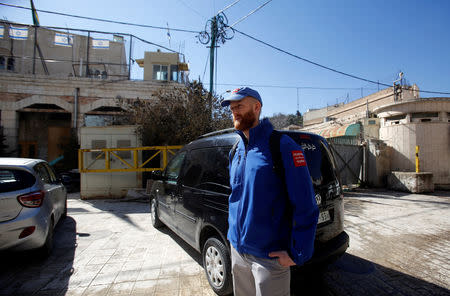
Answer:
[0,158,67,256]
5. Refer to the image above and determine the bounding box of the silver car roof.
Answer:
[0,158,45,169]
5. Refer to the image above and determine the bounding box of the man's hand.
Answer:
[268,251,296,267]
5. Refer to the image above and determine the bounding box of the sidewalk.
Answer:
[0,189,449,295]
[0,193,215,296]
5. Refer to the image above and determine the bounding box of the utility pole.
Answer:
[198,13,235,115]
[209,16,217,97]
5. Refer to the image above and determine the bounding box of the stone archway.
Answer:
[14,95,73,112]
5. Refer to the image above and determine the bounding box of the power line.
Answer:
[230,0,273,28]
[234,28,392,87]
[233,29,450,95]
[4,20,182,56]
[0,2,199,34]
[217,0,242,14]
[216,83,378,91]
[175,0,207,20]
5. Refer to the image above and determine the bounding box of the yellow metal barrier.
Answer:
[78,146,183,173]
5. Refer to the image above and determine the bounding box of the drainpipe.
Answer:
[74,88,79,129]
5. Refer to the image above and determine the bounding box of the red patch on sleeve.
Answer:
[291,150,306,167]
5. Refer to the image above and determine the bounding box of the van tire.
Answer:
[150,198,164,228]
[202,236,233,295]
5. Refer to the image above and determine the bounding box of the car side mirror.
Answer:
[151,170,167,181]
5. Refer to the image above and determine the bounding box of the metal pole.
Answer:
[128,35,132,80]
[73,88,79,129]
[32,26,37,74]
[415,146,420,173]
[209,17,217,99]
[85,31,90,77]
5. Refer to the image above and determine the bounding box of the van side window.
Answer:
[165,151,186,183]
[182,147,231,195]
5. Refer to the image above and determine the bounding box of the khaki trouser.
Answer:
[231,245,290,296]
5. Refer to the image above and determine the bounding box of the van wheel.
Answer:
[150,198,163,228]
[202,237,233,295]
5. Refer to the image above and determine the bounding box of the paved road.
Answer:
[0,189,449,296]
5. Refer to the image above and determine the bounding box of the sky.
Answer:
[1,0,450,117]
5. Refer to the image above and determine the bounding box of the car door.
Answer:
[34,163,58,218]
[156,151,186,227]
[42,163,66,221]
[175,147,231,246]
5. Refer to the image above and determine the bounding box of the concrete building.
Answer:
[0,21,127,79]
[374,98,449,189]
[301,85,450,190]
[0,22,188,163]
[136,50,189,83]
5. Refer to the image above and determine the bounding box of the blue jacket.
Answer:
[227,119,319,265]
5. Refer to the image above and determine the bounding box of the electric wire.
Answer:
[2,2,449,95]
[202,50,210,82]
[230,0,273,28]
[1,20,182,56]
[217,0,241,14]
[0,2,199,34]
[175,0,207,20]
[233,28,450,95]
[216,83,378,91]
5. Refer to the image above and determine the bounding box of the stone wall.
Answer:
[0,72,182,158]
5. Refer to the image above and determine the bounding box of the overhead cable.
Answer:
[230,0,273,28]
[216,83,378,91]
[0,2,199,34]
[233,29,450,95]
[217,0,242,14]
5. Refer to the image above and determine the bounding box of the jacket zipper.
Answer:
[236,143,248,250]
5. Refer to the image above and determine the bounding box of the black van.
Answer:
[149,129,349,295]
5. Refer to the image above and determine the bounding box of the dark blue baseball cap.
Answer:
[221,87,262,107]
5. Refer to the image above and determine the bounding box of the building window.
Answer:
[0,56,5,70]
[116,139,131,159]
[153,65,168,81]
[0,56,14,71]
[170,65,178,82]
[7,57,14,71]
[91,140,107,160]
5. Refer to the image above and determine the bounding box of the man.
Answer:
[221,87,319,296]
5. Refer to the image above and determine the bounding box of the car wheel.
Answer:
[202,236,233,295]
[150,198,164,228]
[38,218,54,258]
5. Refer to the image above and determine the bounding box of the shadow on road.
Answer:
[154,223,450,296]
[0,216,77,295]
[291,253,449,296]
[154,224,203,266]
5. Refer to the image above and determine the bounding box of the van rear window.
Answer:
[287,134,337,187]
[0,169,36,193]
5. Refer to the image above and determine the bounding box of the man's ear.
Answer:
[254,101,262,115]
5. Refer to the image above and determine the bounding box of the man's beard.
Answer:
[233,109,257,131]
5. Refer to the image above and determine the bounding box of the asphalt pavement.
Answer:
[0,189,449,296]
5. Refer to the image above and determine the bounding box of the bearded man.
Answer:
[221,87,319,296]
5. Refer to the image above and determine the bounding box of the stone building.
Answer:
[0,21,188,163]
[301,85,450,190]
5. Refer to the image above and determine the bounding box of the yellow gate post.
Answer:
[415,146,420,173]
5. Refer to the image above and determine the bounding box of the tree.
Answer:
[118,81,232,146]
[269,111,303,129]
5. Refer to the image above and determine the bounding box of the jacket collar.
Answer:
[235,118,273,146]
